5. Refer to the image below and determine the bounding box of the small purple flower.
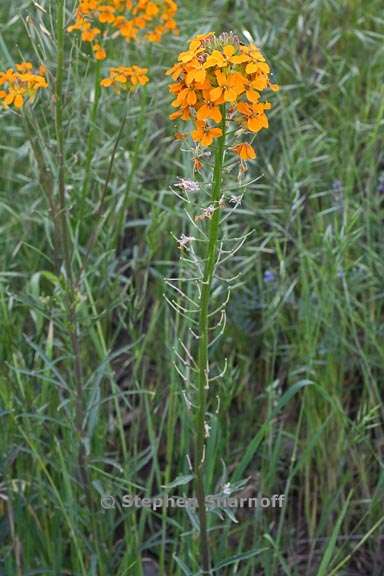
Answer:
[332,180,344,211]
[378,174,384,195]
[263,270,275,283]
[332,180,343,193]
[177,234,194,250]
[337,268,344,279]
[174,178,200,192]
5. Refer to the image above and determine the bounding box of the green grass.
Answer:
[1,0,384,574]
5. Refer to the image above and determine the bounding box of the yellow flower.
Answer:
[166,31,279,161]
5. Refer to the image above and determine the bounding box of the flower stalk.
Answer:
[56,2,106,566]
[55,0,84,444]
[195,111,226,574]
[166,30,279,572]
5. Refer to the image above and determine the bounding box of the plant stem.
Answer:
[114,89,148,250]
[82,111,128,271]
[55,0,70,277]
[195,113,226,574]
[55,3,106,568]
[81,60,101,216]
[56,0,92,525]
[159,306,183,576]
[23,111,61,271]
[55,0,84,437]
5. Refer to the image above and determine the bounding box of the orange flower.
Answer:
[173,85,197,107]
[196,101,222,123]
[210,70,245,103]
[100,65,149,92]
[237,101,271,132]
[166,31,279,160]
[93,43,107,60]
[185,65,206,86]
[0,62,48,109]
[233,142,256,161]
[16,62,33,72]
[68,0,178,60]
[98,5,116,23]
[193,157,203,172]
[169,106,191,121]
[192,121,222,147]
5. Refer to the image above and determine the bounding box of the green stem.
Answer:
[81,111,128,272]
[23,111,61,271]
[81,60,101,216]
[55,0,71,279]
[55,3,104,569]
[195,112,226,574]
[114,88,148,250]
[55,0,84,449]
[159,316,180,576]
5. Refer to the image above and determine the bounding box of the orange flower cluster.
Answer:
[166,32,279,160]
[0,63,48,109]
[68,0,178,60]
[100,65,149,91]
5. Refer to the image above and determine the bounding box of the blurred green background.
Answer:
[0,1,383,574]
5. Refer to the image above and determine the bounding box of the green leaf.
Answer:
[162,474,194,490]
[213,546,270,570]
[316,491,352,576]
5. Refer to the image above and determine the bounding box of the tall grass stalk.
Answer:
[54,2,101,559]
[55,0,84,481]
[113,89,149,249]
[81,60,101,215]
